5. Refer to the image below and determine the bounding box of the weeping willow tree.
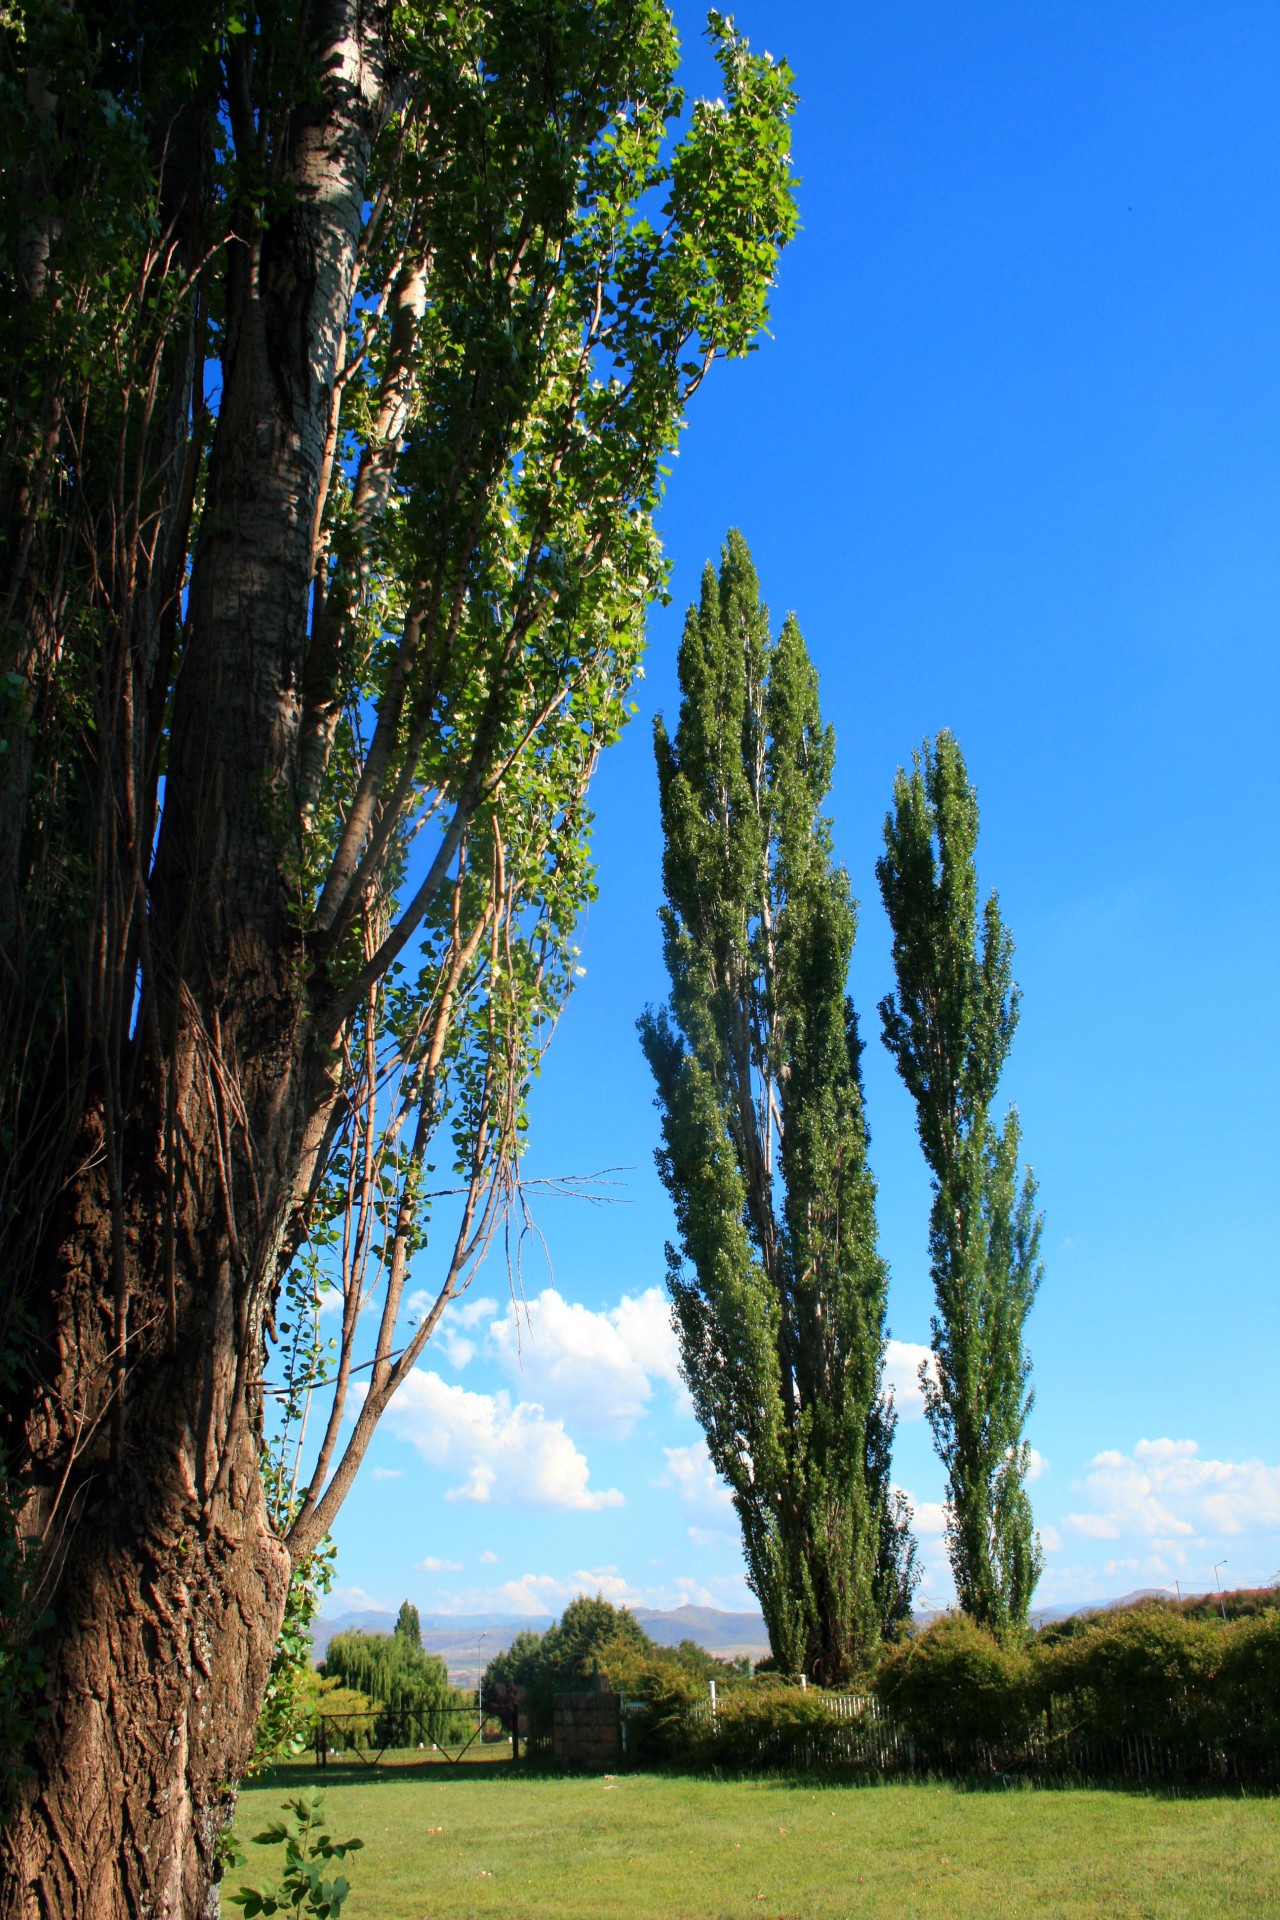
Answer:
[640,532,918,1684]
[0,4,797,1908]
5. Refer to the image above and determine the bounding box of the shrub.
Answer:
[627,1665,707,1763]
[1037,1604,1218,1746]
[874,1615,1034,1751]
[308,1680,380,1752]
[708,1687,853,1769]
[1215,1610,1280,1755]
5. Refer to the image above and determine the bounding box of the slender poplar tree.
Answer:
[876,731,1043,1631]
[640,532,917,1682]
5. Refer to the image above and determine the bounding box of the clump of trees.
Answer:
[320,1626,456,1743]
[642,536,1045,1675]
[480,1594,745,1740]
[0,2,798,1907]
[640,533,917,1686]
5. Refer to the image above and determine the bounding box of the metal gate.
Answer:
[312,1705,508,1768]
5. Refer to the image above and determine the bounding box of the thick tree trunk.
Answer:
[0,7,394,1913]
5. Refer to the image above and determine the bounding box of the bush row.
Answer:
[874,1604,1280,1759]
[615,1603,1280,1775]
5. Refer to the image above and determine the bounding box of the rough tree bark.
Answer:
[0,5,396,1912]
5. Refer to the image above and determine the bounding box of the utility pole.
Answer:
[1213,1562,1228,1624]
[477,1630,489,1720]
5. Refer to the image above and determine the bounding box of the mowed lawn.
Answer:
[230,1764,1278,1920]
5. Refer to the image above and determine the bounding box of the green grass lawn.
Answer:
[230,1762,1278,1920]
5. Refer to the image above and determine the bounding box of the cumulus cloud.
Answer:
[325,1585,388,1613]
[495,1566,643,1615]
[1065,1438,1280,1548]
[1026,1448,1049,1482]
[406,1290,498,1370]
[478,1549,500,1565]
[883,1340,937,1420]
[382,1368,623,1511]
[688,1525,737,1550]
[904,1495,948,1538]
[661,1443,735,1512]
[428,1567,753,1619]
[419,1555,463,1573]
[489,1286,685,1435]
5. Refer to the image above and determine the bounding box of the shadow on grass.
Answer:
[249,1757,545,1792]
[246,1756,1276,1802]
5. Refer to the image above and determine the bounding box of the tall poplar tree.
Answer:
[640,533,917,1682]
[876,731,1043,1631]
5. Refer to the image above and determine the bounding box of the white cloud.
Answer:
[478,1549,500,1565]
[325,1585,388,1613]
[1065,1438,1280,1549]
[496,1566,643,1615]
[382,1369,624,1511]
[454,1295,500,1329]
[688,1525,736,1550]
[1026,1448,1049,1482]
[489,1286,685,1436]
[661,1444,734,1512]
[419,1555,463,1573]
[912,1500,949,1538]
[370,1466,403,1482]
[407,1290,499,1370]
[883,1340,937,1421]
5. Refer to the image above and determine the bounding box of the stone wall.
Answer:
[551,1689,621,1768]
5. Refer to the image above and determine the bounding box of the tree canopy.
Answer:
[877,731,1043,1631]
[639,532,917,1683]
[321,1628,455,1729]
[0,3,798,1907]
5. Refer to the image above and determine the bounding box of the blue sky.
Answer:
[320,0,1279,1625]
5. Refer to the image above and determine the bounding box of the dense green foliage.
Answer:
[874,1600,1280,1767]
[320,1629,456,1741]
[479,1595,744,1746]
[394,1603,422,1649]
[874,1614,1037,1749]
[639,532,916,1682]
[483,1594,1280,1779]
[877,732,1043,1630]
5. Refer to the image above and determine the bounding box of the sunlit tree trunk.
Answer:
[0,7,394,1911]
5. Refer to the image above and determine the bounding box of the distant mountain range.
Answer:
[313,1591,1188,1683]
